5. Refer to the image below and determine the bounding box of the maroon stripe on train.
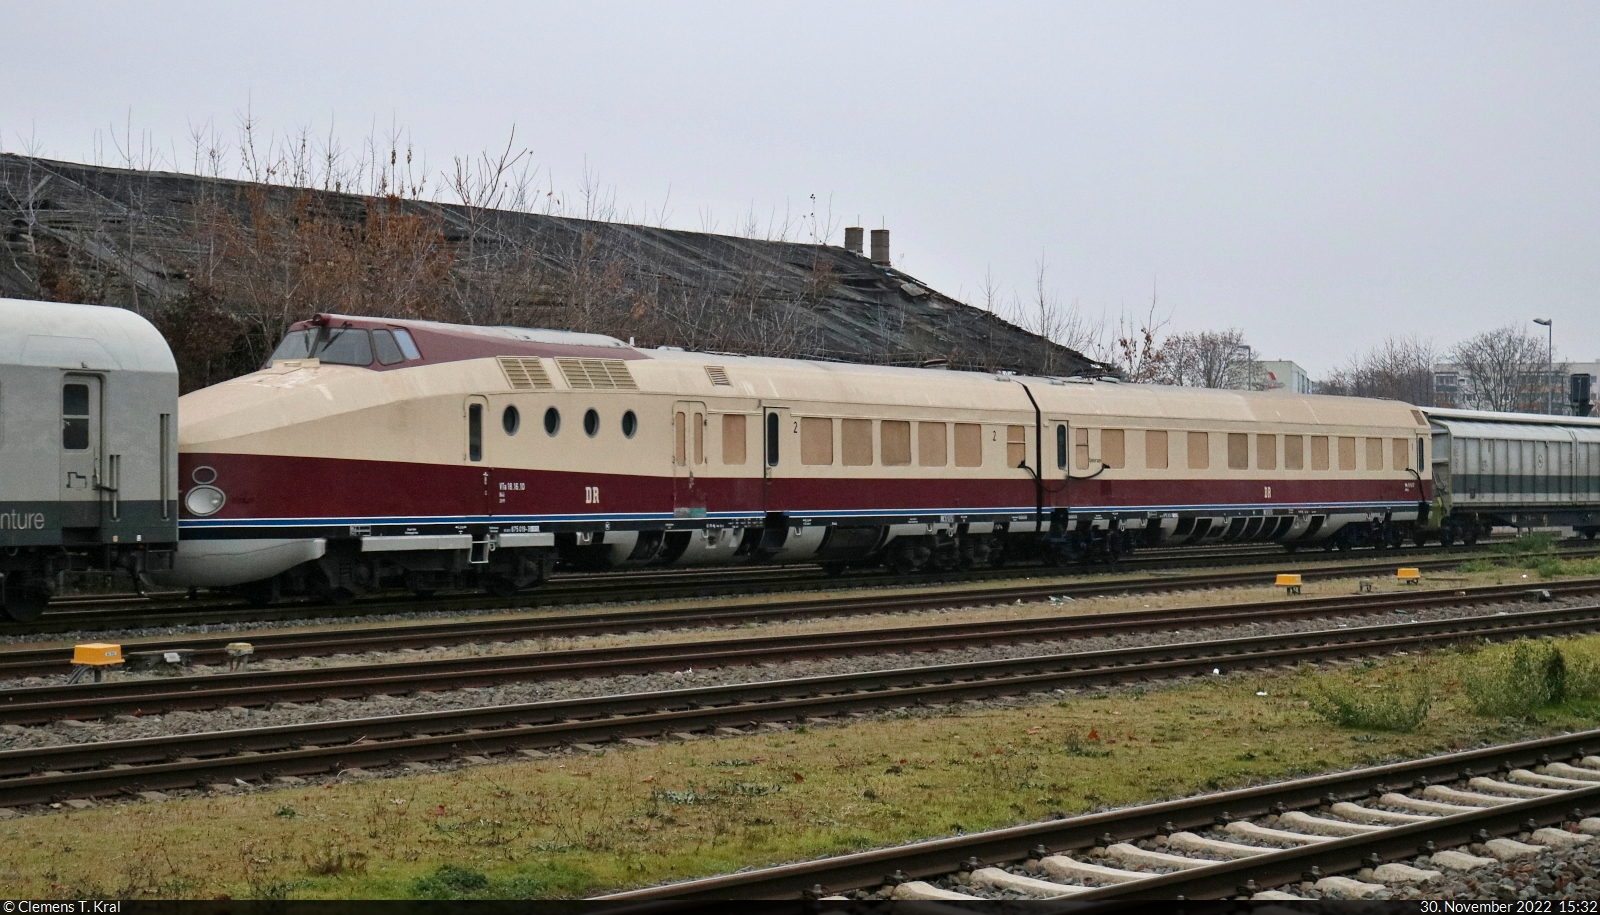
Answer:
[179,453,1429,523]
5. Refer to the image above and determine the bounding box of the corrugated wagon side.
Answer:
[1423,407,1600,544]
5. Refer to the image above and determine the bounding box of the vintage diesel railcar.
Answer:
[0,298,179,621]
[152,314,1430,602]
[1422,407,1600,544]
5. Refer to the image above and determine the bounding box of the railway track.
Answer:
[4,553,1590,684]
[19,541,1593,636]
[595,729,1600,901]
[5,577,1599,723]
[3,601,1600,810]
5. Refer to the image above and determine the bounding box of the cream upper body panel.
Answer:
[178,346,1426,478]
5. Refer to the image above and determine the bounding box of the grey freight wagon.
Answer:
[0,298,178,621]
[1423,406,1600,545]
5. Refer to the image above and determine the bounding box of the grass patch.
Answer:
[1463,638,1600,718]
[6,635,1600,899]
[1492,531,1560,555]
[1305,680,1432,731]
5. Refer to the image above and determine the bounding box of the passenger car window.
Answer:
[918,422,948,467]
[1257,434,1277,471]
[1187,432,1209,470]
[1075,428,1090,470]
[722,414,746,464]
[954,423,982,467]
[1102,429,1125,469]
[1056,425,1068,470]
[801,417,834,466]
[1339,437,1357,471]
[1227,433,1249,470]
[1004,425,1026,469]
[1145,430,1168,469]
[841,419,873,466]
[1366,437,1384,470]
[1285,436,1304,470]
[1311,436,1330,470]
[881,420,911,466]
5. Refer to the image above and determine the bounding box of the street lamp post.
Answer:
[1533,318,1553,414]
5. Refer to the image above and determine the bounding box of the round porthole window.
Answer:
[584,409,600,437]
[621,410,638,438]
[544,407,560,436]
[184,485,226,517]
[191,466,218,485]
[502,405,520,435]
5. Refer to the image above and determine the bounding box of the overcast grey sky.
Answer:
[6,1,1597,375]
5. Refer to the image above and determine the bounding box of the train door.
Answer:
[672,401,707,517]
[1048,417,1072,509]
[463,396,492,560]
[59,375,102,528]
[761,405,793,513]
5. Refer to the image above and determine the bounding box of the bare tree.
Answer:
[1448,324,1565,412]
[1154,328,1251,388]
[1319,335,1438,404]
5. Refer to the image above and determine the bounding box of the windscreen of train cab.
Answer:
[269,327,374,366]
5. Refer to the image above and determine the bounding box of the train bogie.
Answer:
[0,298,179,621]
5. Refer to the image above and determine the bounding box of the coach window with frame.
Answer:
[62,383,90,450]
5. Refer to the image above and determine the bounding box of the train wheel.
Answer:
[887,541,919,575]
[483,576,519,598]
[1,575,48,623]
[820,562,847,577]
[235,577,279,608]
[1586,529,1598,541]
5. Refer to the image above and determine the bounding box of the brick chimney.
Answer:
[870,229,890,265]
[843,226,864,256]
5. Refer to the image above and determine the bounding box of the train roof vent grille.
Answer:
[498,356,552,390]
[556,357,639,391]
[705,365,731,386]
[1411,409,1427,426]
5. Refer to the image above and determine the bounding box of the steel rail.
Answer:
[17,541,1591,636]
[41,542,1304,609]
[5,577,1599,723]
[6,555,1573,683]
[592,729,1600,900]
[3,604,1600,807]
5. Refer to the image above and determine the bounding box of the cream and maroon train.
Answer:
[153,314,1432,602]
